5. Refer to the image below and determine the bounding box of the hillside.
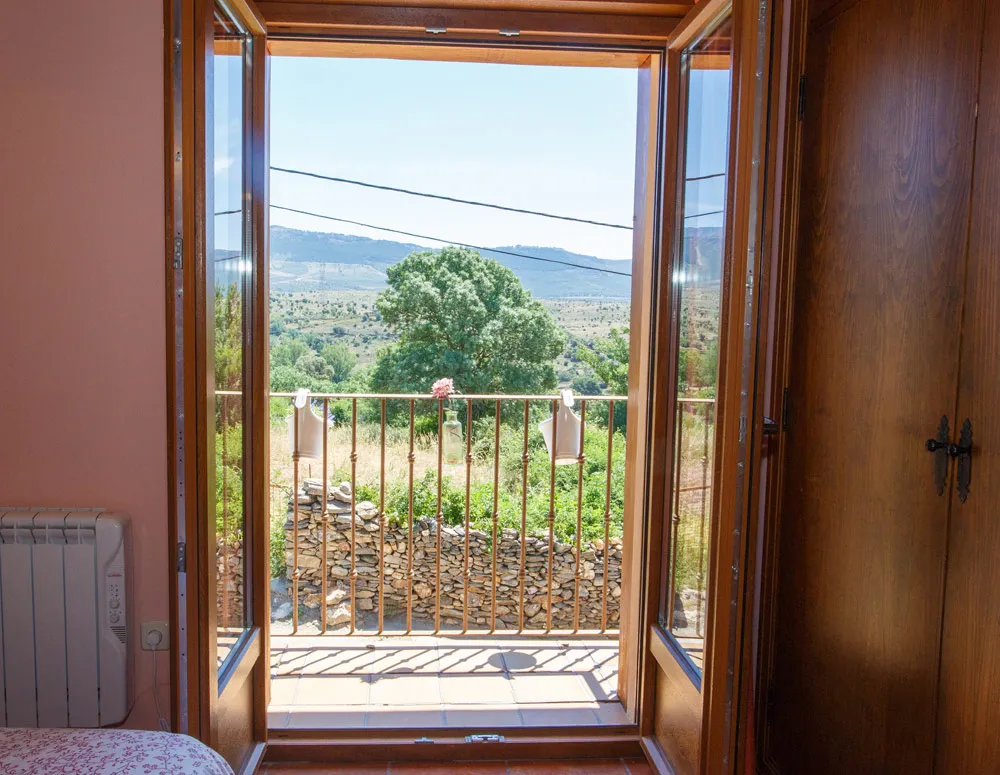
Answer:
[269,225,635,299]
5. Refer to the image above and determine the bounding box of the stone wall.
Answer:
[217,538,244,625]
[285,478,622,630]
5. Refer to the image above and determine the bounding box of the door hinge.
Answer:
[176,541,186,573]
[797,75,807,121]
[466,734,505,743]
[781,387,790,431]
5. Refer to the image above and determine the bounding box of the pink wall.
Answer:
[0,2,169,729]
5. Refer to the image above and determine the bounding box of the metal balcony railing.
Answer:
[215,391,714,644]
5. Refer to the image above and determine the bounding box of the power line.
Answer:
[270,204,633,278]
[271,166,633,231]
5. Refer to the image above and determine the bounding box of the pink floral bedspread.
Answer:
[0,727,234,774]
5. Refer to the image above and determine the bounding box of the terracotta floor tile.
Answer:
[390,762,509,775]
[286,706,367,729]
[369,674,441,706]
[443,704,523,728]
[507,759,627,775]
[262,765,388,774]
[295,675,370,706]
[509,674,593,704]
[439,674,516,705]
[365,706,445,728]
[623,759,653,775]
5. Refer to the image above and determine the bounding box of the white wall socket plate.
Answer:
[141,621,170,651]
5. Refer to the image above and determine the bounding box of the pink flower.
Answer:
[431,377,455,399]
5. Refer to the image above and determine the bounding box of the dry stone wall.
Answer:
[285,477,622,630]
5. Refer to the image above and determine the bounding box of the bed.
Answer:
[0,727,234,774]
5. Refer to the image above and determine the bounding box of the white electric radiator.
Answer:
[0,509,133,728]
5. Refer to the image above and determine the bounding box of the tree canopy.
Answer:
[371,247,566,395]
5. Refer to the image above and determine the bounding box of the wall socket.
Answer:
[141,621,170,651]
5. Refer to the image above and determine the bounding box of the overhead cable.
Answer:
[271,166,633,231]
[270,204,633,278]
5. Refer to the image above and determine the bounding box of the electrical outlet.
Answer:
[141,621,170,651]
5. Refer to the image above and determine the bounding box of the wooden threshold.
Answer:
[265,732,644,763]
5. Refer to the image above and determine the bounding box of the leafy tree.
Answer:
[577,328,629,396]
[371,247,566,395]
[270,336,310,369]
[571,374,605,396]
[577,328,630,430]
[321,342,358,383]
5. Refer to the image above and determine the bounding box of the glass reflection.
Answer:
[212,3,249,669]
[663,13,733,673]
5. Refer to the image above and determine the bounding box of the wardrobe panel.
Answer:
[765,0,983,772]
[935,2,1000,771]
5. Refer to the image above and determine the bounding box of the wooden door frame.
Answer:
[257,29,671,750]
[165,0,270,767]
[740,0,807,771]
[165,0,808,768]
[633,0,811,772]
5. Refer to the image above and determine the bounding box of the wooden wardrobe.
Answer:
[760,0,1000,773]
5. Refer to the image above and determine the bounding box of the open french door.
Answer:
[635,0,774,772]
[169,0,269,771]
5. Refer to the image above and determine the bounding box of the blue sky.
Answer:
[268,57,640,262]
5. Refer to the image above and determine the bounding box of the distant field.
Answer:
[270,290,634,387]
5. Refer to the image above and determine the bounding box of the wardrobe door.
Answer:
[763,0,983,773]
[935,2,1000,771]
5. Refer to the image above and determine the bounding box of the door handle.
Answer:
[954,418,973,503]
[924,417,972,501]
[926,416,950,496]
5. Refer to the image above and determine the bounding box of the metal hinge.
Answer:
[466,734,505,743]
[797,75,807,121]
[177,541,186,573]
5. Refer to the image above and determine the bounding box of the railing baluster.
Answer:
[321,398,329,634]
[602,401,614,633]
[491,399,501,633]
[378,397,386,636]
[668,402,684,634]
[546,398,558,633]
[220,397,230,630]
[463,398,472,634]
[292,400,300,635]
[349,398,358,634]
[435,399,443,634]
[697,402,712,639]
[518,400,529,633]
[406,399,415,635]
[574,400,586,633]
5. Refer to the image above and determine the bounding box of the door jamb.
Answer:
[165,0,270,755]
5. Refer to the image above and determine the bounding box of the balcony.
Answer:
[216,390,712,728]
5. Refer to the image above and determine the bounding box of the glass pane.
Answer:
[212,3,249,669]
[662,13,733,673]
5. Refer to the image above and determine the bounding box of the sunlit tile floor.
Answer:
[268,635,625,730]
